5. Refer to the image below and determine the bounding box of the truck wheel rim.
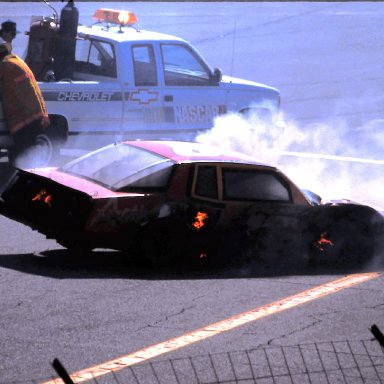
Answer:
[34,134,53,166]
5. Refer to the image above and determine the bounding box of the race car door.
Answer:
[158,43,226,138]
[191,164,310,257]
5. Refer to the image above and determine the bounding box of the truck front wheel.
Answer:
[240,107,274,125]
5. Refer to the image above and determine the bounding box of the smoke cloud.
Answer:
[196,112,384,210]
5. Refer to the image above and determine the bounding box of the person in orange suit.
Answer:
[0,43,50,166]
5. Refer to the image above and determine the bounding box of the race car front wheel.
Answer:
[308,207,377,266]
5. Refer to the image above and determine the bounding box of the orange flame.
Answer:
[316,232,334,252]
[32,189,53,207]
[192,211,208,230]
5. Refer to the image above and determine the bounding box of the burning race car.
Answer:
[0,140,382,267]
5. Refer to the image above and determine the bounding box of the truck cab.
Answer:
[0,5,280,164]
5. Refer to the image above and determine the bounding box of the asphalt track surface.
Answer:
[0,2,384,383]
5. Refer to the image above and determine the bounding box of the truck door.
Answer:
[158,43,226,140]
[121,44,164,140]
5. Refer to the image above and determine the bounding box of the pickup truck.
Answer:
[0,3,280,164]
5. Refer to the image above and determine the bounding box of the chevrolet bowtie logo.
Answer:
[130,89,158,104]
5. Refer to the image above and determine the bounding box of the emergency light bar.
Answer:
[93,9,138,26]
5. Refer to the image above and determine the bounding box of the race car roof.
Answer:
[127,140,270,166]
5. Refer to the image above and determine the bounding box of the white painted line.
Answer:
[275,150,384,165]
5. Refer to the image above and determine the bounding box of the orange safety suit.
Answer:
[0,53,49,134]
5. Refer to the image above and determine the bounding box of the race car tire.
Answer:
[308,206,376,266]
[64,239,93,258]
[140,219,189,268]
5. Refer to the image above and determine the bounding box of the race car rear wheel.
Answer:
[59,236,93,257]
[140,219,189,268]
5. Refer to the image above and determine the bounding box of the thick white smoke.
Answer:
[196,112,384,210]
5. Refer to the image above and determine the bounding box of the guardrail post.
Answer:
[51,358,74,384]
[370,324,384,348]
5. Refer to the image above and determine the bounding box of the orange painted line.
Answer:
[42,272,381,384]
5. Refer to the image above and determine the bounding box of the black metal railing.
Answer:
[41,335,384,384]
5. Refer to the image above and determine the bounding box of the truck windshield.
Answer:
[161,44,212,86]
[61,143,174,191]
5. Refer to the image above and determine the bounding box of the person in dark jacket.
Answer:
[0,43,50,166]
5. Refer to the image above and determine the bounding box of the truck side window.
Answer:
[161,44,211,86]
[74,39,117,79]
[132,45,157,86]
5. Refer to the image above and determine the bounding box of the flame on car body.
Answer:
[315,232,334,252]
[192,211,208,230]
[32,189,53,207]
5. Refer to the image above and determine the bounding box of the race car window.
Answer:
[114,160,174,191]
[132,45,157,86]
[161,44,211,86]
[194,166,218,200]
[61,143,174,190]
[222,169,291,202]
[74,38,117,78]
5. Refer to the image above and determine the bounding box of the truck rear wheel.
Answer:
[34,132,54,164]
[9,131,57,168]
[45,115,68,165]
[8,116,68,168]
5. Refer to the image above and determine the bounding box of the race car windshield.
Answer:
[61,143,174,190]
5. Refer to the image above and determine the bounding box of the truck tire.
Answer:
[8,133,55,169]
[45,115,68,165]
[240,107,273,124]
[33,132,54,165]
[8,116,68,168]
